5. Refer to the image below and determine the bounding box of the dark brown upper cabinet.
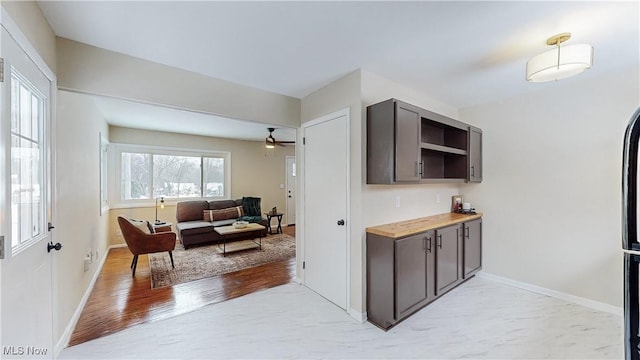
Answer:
[367,98,482,184]
[468,126,483,183]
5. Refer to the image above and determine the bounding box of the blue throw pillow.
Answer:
[239,215,263,224]
[242,197,262,216]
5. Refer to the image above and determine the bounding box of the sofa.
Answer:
[176,197,268,248]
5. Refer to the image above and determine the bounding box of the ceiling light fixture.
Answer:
[526,32,593,83]
[265,127,295,148]
[265,128,276,149]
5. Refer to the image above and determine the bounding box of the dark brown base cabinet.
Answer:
[366,216,482,330]
[463,219,482,278]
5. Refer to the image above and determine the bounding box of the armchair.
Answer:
[117,216,176,277]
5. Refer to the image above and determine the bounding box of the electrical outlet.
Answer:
[84,255,91,272]
[115,229,122,237]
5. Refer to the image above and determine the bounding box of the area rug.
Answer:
[149,233,295,289]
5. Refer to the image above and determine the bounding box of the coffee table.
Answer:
[214,223,265,256]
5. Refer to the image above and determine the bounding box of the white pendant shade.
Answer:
[526,44,593,82]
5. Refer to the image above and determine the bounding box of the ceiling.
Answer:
[91,96,297,142]
[38,1,639,141]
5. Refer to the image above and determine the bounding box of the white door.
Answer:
[285,156,296,225]
[303,111,348,310]
[1,25,55,359]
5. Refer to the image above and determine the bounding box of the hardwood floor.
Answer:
[68,226,296,347]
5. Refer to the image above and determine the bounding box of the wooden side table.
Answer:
[151,222,172,233]
[265,212,284,235]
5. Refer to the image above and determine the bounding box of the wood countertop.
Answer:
[366,212,483,238]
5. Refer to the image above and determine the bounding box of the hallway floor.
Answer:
[61,276,622,359]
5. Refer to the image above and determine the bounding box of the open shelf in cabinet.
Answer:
[421,119,467,151]
[421,149,467,179]
[421,143,467,156]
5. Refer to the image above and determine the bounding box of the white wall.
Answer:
[108,126,294,246]
[1,1,56,72]
[56,38,300,129]
[460,67,640,307]
[54,91,109,347]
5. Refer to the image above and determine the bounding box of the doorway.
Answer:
[302,109,349,310]
[1,20,56,359]
[285,156,296,226]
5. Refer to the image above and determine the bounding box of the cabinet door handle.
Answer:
[426,237,432,252]
[465,226,470,239]
[437,234,442,249]
[471,165,475,177]
[420,161,424,176]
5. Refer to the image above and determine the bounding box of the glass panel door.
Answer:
[10,71,46,254]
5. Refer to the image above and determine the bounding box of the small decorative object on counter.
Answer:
[455,206,477,215]
[451,195,463,212]
[271,206,278,215]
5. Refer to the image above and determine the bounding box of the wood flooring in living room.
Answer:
[67,226,296,347]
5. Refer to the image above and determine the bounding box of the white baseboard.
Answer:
[477,272,622,316]
[349,308,366,323]
[54,244,121,357]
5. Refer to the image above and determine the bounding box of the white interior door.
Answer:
[303,112,348,310]
[1,25,55,359]
[285,156,296,225]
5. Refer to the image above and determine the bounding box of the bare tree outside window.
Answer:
[153,155,201,198]
[203,157,224,196]
[121,152,151,200]
[119,150,227,201]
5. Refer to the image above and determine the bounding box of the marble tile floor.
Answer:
[60,276,622,359]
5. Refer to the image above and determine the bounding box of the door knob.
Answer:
[48,222,55,231]
[47,242,62,253]
[337,219,345,226]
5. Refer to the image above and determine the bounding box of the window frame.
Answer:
[9,69,48,255]
[99,133,109,215]
[110,143,231,209]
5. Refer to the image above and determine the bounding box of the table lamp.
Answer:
[155,197,165,224]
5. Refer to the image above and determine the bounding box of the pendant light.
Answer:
[526,33,593,82]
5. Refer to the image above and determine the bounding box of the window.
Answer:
[10,71,47,251]
[116,145,230,204]
[100,134,109,214]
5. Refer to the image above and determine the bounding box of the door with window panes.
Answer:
[1,25,55,359]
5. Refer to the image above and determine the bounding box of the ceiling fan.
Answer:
[265,127,295,148]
